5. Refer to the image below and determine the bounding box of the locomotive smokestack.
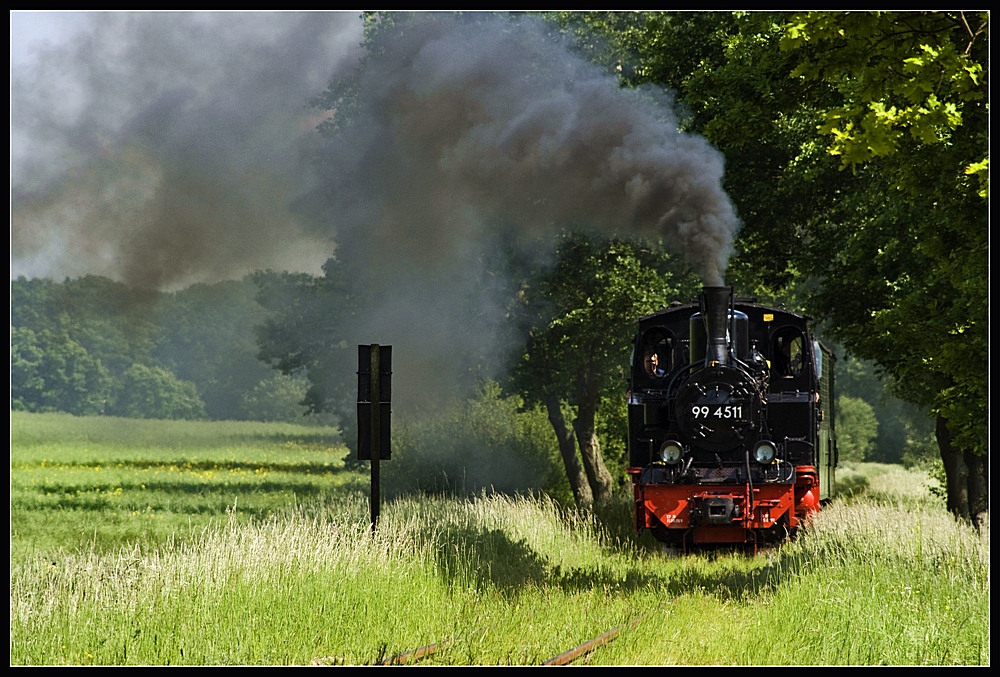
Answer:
[702,285,732,366]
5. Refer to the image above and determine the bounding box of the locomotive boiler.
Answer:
[627,286,837,551]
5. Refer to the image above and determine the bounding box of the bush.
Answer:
[836,395,879,462]
[240,373,310,422]
[109,364,206,420]
[833,464,871,498]
[383,381,567,501]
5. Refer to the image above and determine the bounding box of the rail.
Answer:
[541,611,652,666]
[354,609,656,666]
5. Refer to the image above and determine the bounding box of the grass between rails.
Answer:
[9,412,990,666]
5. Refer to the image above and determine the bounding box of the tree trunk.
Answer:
[964,447,988,531]
[543,393,593,510]
[572,380,614,505]
[936,413,970,521]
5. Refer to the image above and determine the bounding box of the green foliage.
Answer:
[923,458,950,504]
[511,234,691,392]
[11,326,49,412]
[832,464,870,498]
[108,364,206,420]
[11,275,159,375]
[251,268,355,420]
[506,234,699,443]
[240,373,312,423]
[11,275,291,422]
[835,395,878,462]
[835,354,937,465]
[802,156,987,459]
[781,12,988,169]
[11,326,111,415]
[776,13,988,461]
[558,13,986,498]
[385,381,568,502]
[152,279,278,420]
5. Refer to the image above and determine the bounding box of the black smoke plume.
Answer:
[313,14,740,288]
[11,12,741,412]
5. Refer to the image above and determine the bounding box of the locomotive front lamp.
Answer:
[659,440,684,464]
[753,440,777,465]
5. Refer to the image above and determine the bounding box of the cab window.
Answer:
[771,327,804,378]
[641,329,673,378]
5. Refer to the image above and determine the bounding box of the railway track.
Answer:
[364,608,655,666]
[540,611,652,666]
[381,637,455,666]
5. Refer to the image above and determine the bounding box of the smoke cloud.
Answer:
[11,11,364,290]
[11,11,742,411]
[313,14,740,288]
[306,14,742,409]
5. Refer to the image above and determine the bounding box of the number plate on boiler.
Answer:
[691,405,744,419]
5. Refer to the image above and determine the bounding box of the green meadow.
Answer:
[10,412,989,666]
[10,412,362,556]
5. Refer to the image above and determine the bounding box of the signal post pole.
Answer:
[358,344,391,535]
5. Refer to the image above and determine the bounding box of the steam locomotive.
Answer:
[627,286,837,551]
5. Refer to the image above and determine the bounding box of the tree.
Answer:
[252,267,357,427]
[506,233,701,507]
[11,275,287,421]
[152,278,277,420]
[781,12,987,179]
[11,326,46,412]
[11,275,159,377]
[11,326,111,415]
[779,12,988,525]
[835,354,937,465]
[108,364,206,420]
[240,373,311,423]
[546,11,843,297]
[835,395,879,463]
[556,11,988,525]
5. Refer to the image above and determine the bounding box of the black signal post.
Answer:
[358,344,391,534]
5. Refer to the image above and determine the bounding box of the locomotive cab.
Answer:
[627,286,836,551]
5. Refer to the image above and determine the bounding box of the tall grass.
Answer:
[600,464,988,666]
[10,413,989,665]
[11,493,663,665]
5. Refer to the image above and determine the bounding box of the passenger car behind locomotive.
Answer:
[627,286,837,550]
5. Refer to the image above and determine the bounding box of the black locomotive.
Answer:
[627,286,837,550]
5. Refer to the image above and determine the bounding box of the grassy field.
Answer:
[10,412,361,556]
[9,412,990,666]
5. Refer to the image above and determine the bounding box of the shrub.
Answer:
[240,373,310,422]
[835,395,878,462]
[109,364,206,420]
[383,381,567,501]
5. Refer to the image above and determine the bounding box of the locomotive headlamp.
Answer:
[659,440,684,464]
[753,440,777,465]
